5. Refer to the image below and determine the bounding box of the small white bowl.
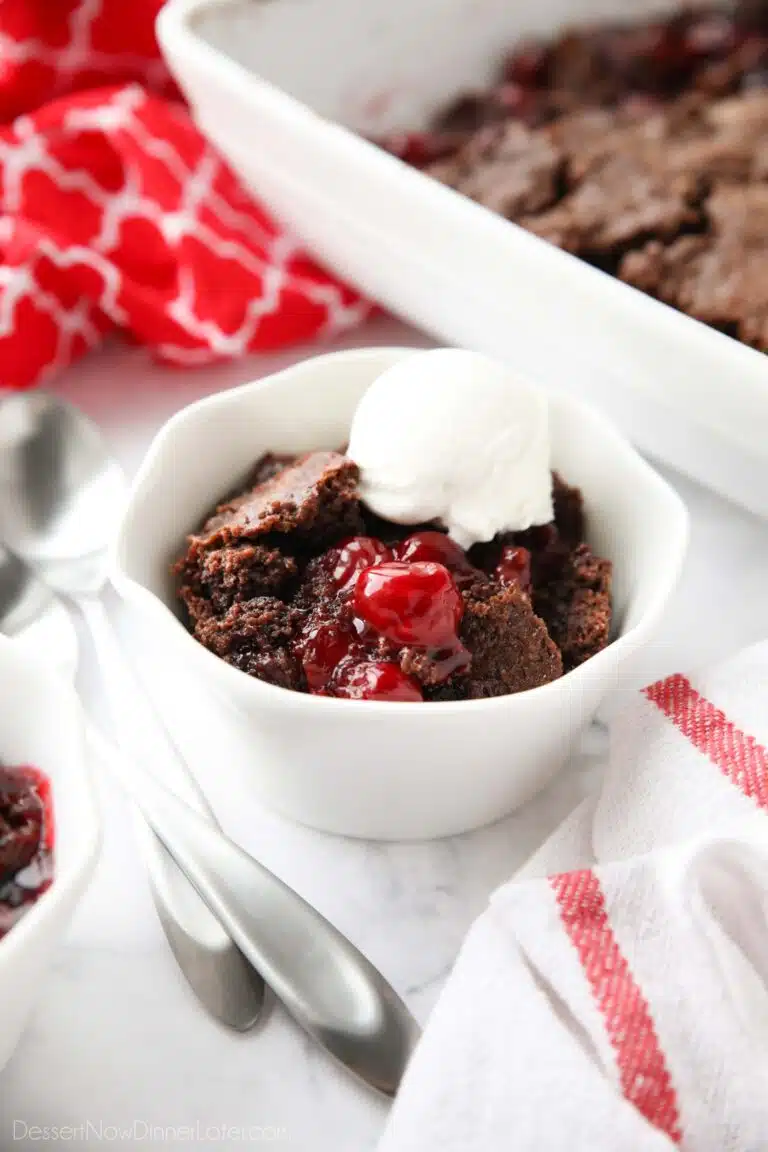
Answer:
[114,347,688,841]
[0,638,100,1072]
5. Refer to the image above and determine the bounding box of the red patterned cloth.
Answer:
[0,0,368,389]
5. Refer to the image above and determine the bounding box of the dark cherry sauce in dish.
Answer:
[0,764,54,940]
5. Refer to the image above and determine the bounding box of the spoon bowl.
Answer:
[0,393,125,593]
[0,545,78,676]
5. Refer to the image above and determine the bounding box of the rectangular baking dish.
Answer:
[157,0,768,518]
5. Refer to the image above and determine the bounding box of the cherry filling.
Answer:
[355,560,470,686]
[393,531,481,588]
[298,621,360,691]
[378,8,768,177]
[332,660,423,702]
[0,764,54,941]
[495,545,532,594]
[297,536,475,700]
[355,561,463,646]
[327,536,393,593]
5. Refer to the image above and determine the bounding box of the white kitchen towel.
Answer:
[379,642,768,1152]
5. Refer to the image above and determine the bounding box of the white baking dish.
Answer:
[157,0,768,518]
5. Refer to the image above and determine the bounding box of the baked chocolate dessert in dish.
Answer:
[383,2,768,351]
[0,763,54,940]
[176,453,612,703]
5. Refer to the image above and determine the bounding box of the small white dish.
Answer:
[0,638,100,1072]
[114,347,688,841]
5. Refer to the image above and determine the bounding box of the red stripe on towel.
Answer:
[645,673,768,809]
[550,869,683,1143]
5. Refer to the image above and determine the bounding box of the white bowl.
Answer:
[0,638,100,1072]
[114,347,688,841]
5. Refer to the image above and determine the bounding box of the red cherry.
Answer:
[0,765,54,932]
[332,660,423,702]
[495,545,532,594]
[329,536,392,592]
[394,532,479,588]
[298,621,357,691]
[355,561,463,648]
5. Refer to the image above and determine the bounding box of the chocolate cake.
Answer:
[384,2,768,350]
[176,453,612,702]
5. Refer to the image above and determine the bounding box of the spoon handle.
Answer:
[89,704,419,1097]
[76,594,265,1031]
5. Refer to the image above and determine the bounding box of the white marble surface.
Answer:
[4,317,768,1151]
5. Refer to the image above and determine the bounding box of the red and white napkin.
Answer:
[0,0,366,391]
[380,642,768,1151]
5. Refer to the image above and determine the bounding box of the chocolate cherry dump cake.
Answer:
[383,2,768,351]
[0,763,54,940]
[175,452,612,703]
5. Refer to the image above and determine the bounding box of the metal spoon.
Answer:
[0,543,77,675]
[0,547,419,1095]
[0,391,265,1031]
[96,720,419,1096]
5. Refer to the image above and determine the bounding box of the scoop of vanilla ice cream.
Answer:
[347,349,553,549]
